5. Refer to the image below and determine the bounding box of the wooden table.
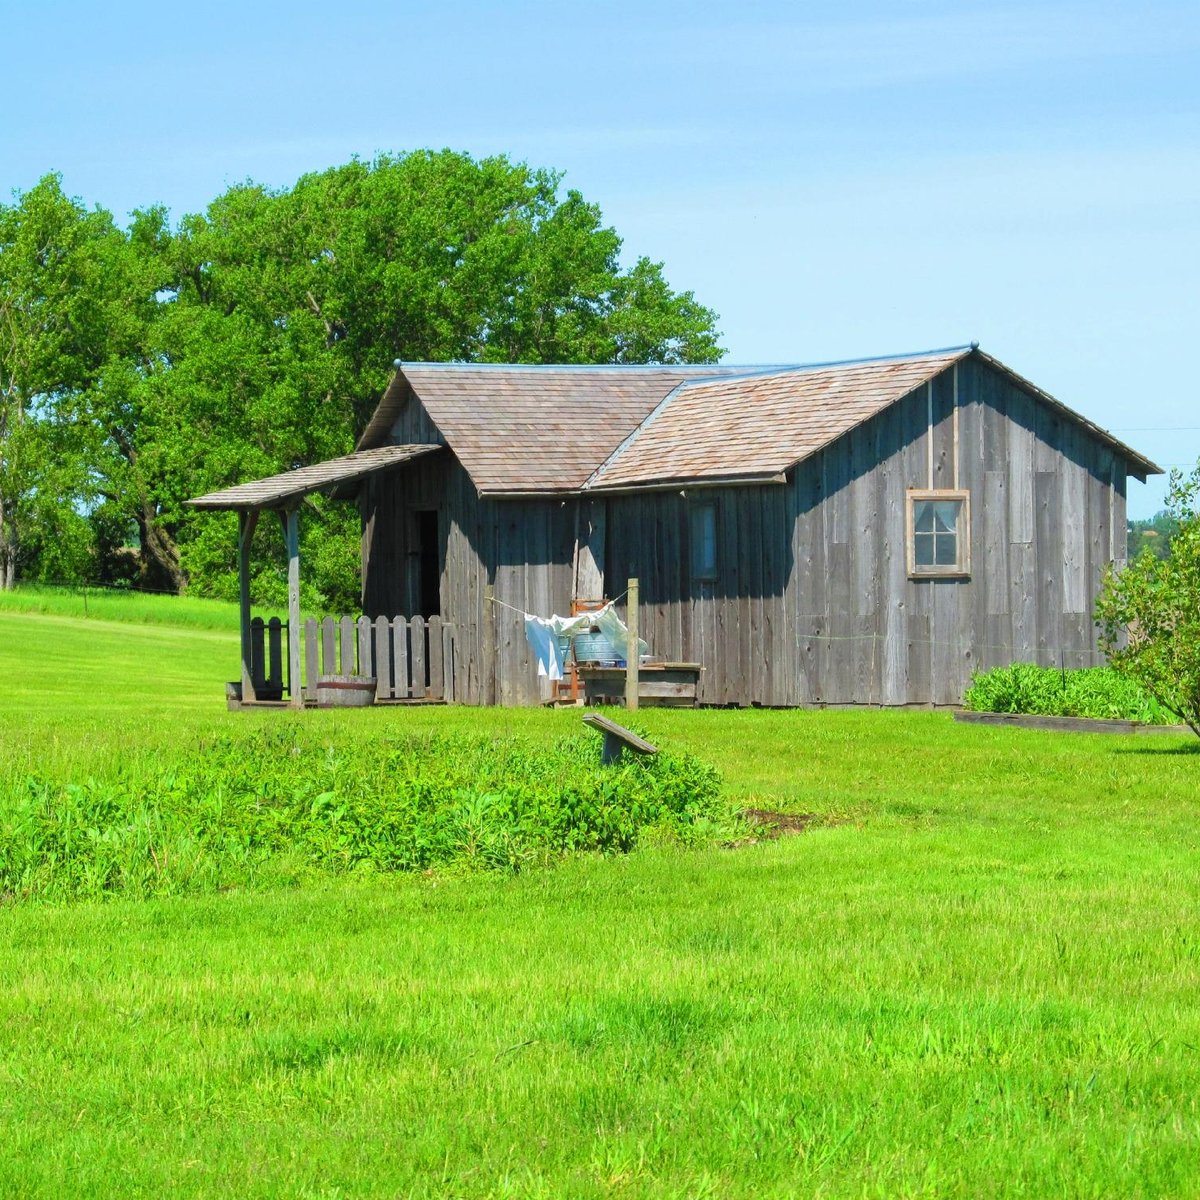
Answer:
[577,662,702,708]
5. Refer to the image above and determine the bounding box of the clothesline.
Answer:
[500,595,644,681]
[486,593,532,617]
[485,587,630,619]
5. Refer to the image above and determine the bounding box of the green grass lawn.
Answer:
[1,595,1198,1196]
[0,581,259,632]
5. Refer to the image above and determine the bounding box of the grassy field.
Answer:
[0,581,261,632]
[1,592,1198,1196]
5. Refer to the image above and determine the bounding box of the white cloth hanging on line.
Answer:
[523,614,569,681]
[521,601,648,680]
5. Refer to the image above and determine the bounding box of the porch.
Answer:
[187,443,444,708]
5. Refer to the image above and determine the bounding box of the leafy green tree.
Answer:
[1,152,721,605]
[154,151,723,606]
[1097,464,1200,736]
[0,176,132,588]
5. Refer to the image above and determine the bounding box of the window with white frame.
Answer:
[907,490,970,577]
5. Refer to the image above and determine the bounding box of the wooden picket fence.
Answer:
[249,614,457,703]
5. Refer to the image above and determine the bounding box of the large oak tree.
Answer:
[1,151,721,604]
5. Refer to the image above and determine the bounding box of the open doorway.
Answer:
[412,509,441,618]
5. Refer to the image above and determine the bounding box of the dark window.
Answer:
[690,502,717,580]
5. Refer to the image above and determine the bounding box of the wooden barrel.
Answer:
[316,675,377,708]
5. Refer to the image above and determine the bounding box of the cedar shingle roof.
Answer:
[187,444,440,510]
[589,350,970,489]
[364,364,748,493]
[334,345,1160,498]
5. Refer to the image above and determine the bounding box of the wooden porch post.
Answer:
[238,508,260,702]
[625,576,639,711]
[283,505,303,708]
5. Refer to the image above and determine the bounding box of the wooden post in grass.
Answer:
[283,505,303,709]
[624,576,639,711]
[237,508,260,702]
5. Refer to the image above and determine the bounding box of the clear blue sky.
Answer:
[6,0,1198,516]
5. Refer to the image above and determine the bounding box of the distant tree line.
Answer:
[1127,511,1180,561]
[0,152,722,609]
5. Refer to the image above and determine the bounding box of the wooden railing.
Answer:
[249,615,457,703]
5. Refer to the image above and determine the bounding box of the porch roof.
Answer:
[186,444,440,511]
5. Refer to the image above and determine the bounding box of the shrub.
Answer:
[0,726,733,903]
[1097,464,1200,737]
[963,663,1174,724]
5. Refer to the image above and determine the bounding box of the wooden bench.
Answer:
[583,713,659,765]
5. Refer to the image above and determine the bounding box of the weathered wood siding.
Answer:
[361,448,576,706]
[852,354,1125,705]
[599,356,1128,706]
[362,356,1133,707]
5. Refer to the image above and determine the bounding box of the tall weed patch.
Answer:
[963,663,1175,723]
[0,727,730,903]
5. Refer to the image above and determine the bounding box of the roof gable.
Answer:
[361,363,747,493]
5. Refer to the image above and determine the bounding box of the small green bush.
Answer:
[963,663,1175,723]
[0,726,733,903]
[1097,464,1200,737]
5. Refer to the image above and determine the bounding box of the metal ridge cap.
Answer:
[394,346,974,377]
[393,360,745,373]
[669,344,976,389]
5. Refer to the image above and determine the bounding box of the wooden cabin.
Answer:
[190,345,1159,708]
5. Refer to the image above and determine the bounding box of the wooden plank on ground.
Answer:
[954,711,1189,735]
[582,712,658,764]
